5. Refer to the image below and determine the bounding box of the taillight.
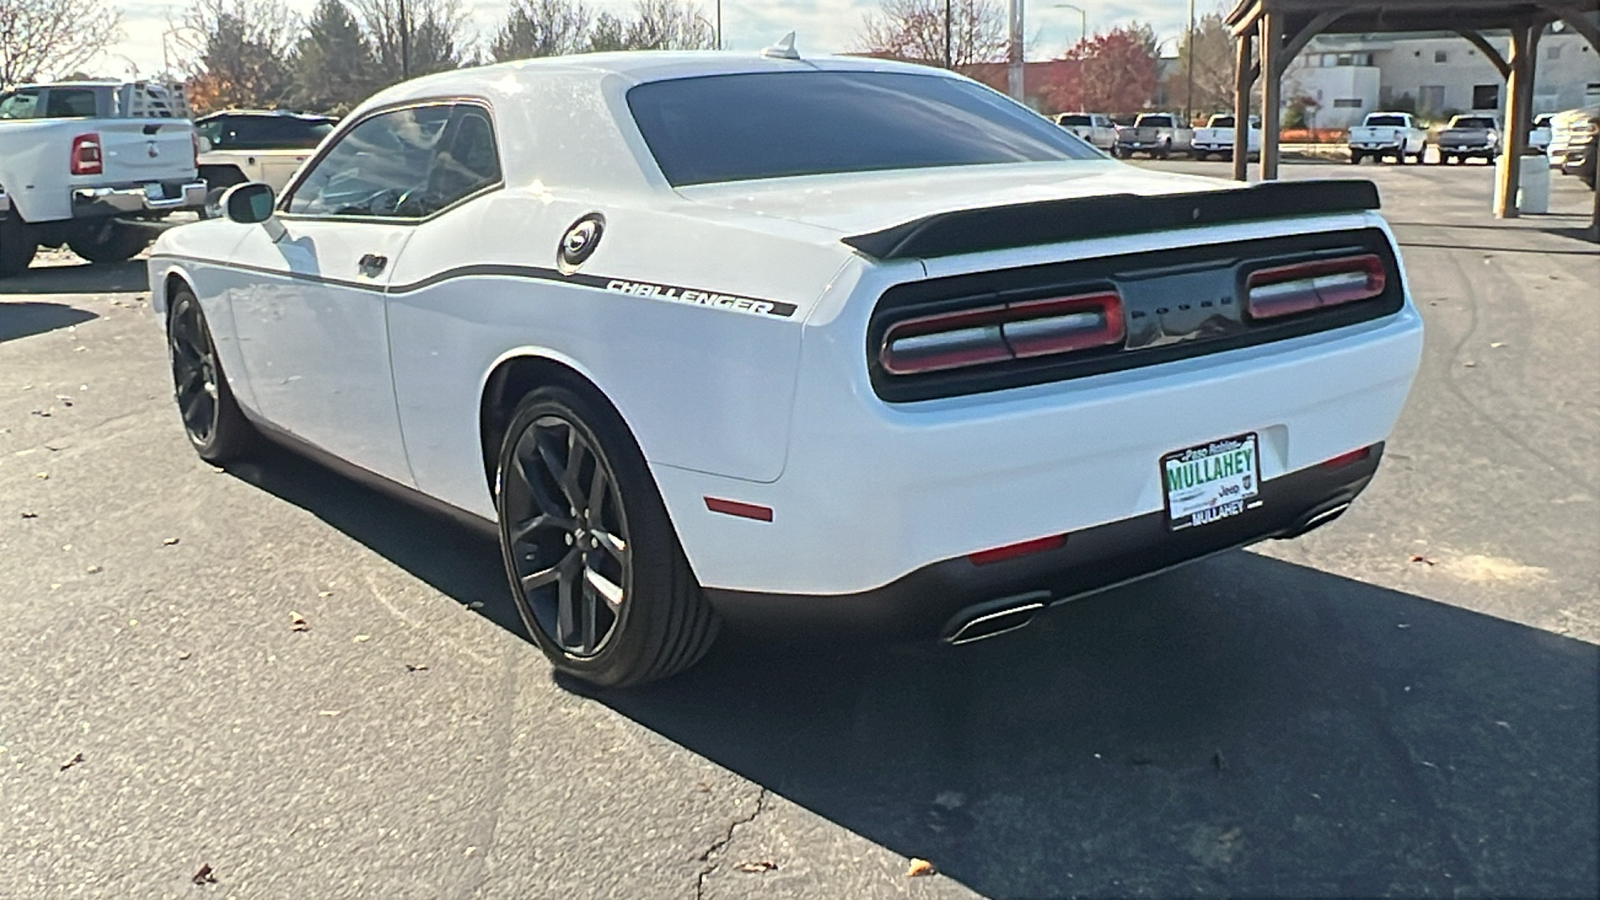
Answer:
[968,533,1067,566]
[1245,254,1386,320]
[880,291,1125,375]
[70,133,103,176]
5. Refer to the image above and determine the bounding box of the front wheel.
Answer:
[496,384,719,688]
[167,288,259,463]
[67,220,149,265]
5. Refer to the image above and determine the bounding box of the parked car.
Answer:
[1559,112,1597,188]
[1548,106,1598,168]
[1053,112,1118,151]
[1436,114,1501,164]
[1348,112,1427,164]
[149,53,1422,686]
[0,80,203,276]
[1191,113,1261,161]
[1114,112,1193,159]
[1529,113,1555,153]
[195,110,337,194]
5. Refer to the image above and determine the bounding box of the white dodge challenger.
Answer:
[149,50,1423,686]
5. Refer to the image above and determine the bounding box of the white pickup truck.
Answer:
[1348,111,1428,165]
[1113,112,1193,159]
[0,81,205,276]
[1191,113,1261,160]
[1053,112,1119,152]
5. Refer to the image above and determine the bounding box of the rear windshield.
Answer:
[1135,115,1174,127]
[1056,114,1092,126]
[1208,116,1235,128]
[1365,115,1407,127]
[628,71,1099,187]
[1449,116,1497,129]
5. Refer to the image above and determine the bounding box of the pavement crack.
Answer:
[694,786,768,900]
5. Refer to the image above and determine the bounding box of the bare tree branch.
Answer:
[0,0,123,86]
[857,0,1006,68]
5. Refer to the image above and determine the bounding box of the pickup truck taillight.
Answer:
[70,133,103,176]
[1245,254,1387,320]
[879,291,1126,375]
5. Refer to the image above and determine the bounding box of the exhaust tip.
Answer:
[942,591,1050,646]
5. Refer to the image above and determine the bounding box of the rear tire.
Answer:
[166,288,259,463]
[1349,151,1363,165]
[0,216,38,278]
[67,220,148,265]
[496,384,719,688]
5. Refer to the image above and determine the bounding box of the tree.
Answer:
[291,0,378,113]
[586,11,628,51]
[0,0,122,86]
[856,0,1006,68]
[1169,6,1234,116]
[492,0,591,61]
[622,0,714,51]
[349,0,468,82]
[178,0,299,112]
[1070,25,1158,116]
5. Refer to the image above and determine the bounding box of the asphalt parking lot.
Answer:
[2,161,1596,899]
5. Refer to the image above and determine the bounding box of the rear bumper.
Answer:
[72,180,207,217]
[0,186,9,220]
[705,446,1383,639]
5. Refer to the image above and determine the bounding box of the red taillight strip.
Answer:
[968,533,1067,566]
[880,291,1124,376]
[1245,254,1386,320]
[704,497,773,522]
[70,133,103,176]
[1320,445,1373,469]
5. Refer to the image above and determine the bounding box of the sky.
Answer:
[96,0,1212,81]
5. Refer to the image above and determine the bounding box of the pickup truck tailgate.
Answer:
[91,120,196,183]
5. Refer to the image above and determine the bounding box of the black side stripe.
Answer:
[148,255,798,318]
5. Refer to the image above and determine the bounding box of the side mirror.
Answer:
[223,182,275,224]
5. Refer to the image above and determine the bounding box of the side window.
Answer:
[195,118,223,146]
[45,89,98,118]
[425,107,502,210]
[0,89,40,119]
[287,105,452,219]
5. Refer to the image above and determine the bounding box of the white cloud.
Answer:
[94,0,1202,81]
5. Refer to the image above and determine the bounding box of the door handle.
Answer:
[358,254,388,278]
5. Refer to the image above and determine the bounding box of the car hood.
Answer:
[674,161,1225,239]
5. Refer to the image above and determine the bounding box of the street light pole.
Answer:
[1055,4,1087,110]
[945,0,952,68]
[716,0,722,50]
[1184,0,1196,124]
[1007,0,1024,101]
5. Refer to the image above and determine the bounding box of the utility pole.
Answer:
[1007,0,1024,101]
[716,0,722,50]
[400,0,411,80]
[1184,0,1195,124]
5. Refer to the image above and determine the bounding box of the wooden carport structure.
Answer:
[1226,0,1600,223]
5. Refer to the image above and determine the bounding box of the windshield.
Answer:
[1449,117,1497,130]
[1366,115,1407,127]
[1208,116,1235,128]
[1056,114,1092,126]
[628,71,1100,187]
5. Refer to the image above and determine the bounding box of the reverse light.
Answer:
[1245,254,1386,320]
[881,291,1125,375]
[70,133,103,176]
[968,533,1067,566]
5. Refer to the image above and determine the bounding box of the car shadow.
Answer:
[1,260,149,295]
[230,441,1598,898]
[0,301,99,342]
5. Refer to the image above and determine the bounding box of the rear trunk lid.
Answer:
[83,119,196,183]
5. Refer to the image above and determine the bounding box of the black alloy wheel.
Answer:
[166,289,256,462]
[496,385,719,687]
[502,412,631,657]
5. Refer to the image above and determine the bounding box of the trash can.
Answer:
[1518,153,1551,214]
[1497,152,1552,214]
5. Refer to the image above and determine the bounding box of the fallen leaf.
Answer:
[353,634,371,643]
[60,752,85,771]
[1490,342,1506,349]
[318,590,332,598]
[35,472,48,480]
[31,410,51,417]
[738,861,778,873]
[404,663,429,672]
[1463,360,1477,368]
[318,709,341,717]
[1494,720,1511,731]
[191,864,216,885]
[177,651,192,661]
[694,781,710,792]
[907,858,937,878]
[1408,554,1437,566]
[468,601,485,609]
[1397,623,1411,629]
[290,613,310,632]
[162,537,180,546]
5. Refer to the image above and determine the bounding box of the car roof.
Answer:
[196,110,335,120]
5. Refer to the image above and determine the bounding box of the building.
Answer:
[1284,26,1600,128]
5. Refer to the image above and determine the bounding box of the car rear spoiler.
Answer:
[841,179,1381,261]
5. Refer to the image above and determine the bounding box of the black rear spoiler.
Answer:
[841,179,1381,261]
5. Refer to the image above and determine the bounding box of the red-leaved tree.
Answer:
[1058,26,1158,116]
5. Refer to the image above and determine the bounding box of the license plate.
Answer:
[144,183,164,201]
[1161,433,1261,531]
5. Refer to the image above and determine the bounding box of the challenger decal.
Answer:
[599,278,797,318]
